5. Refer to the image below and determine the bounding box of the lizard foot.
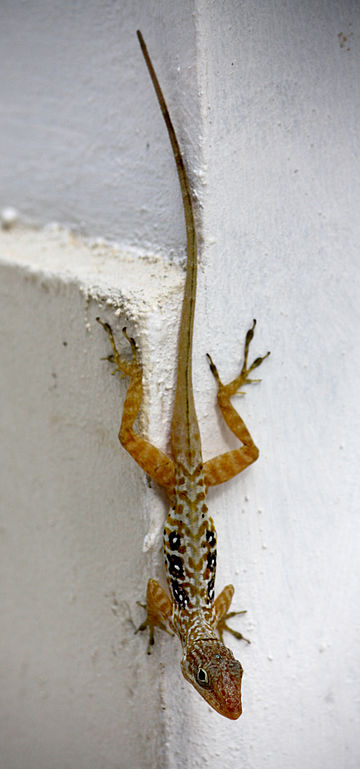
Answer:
[207,319,270,397]
[134,579,173,655]
[97,318,139,378]
[217,610,250,645]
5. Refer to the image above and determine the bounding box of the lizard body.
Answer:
[97,30,269,719]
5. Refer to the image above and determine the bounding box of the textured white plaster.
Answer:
[0,224,182,769]
[1,1,360,769]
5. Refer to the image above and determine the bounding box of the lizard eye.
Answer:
[197,667,209,687]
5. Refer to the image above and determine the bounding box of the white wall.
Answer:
[1,2,360,768]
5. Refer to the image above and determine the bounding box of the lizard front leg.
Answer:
[212,585,250,645]
[97,319,175,492]
[135,578,173,654]
[204,320,270,487]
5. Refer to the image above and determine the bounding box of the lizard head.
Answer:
[181,639,243,719]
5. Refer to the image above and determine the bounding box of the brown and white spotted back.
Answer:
[163,462,218,640]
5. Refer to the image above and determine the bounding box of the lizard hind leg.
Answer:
[135,579,173,654]
[97,318,176,490]
[204,320,270,487]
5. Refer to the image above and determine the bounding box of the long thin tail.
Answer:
[137,31,201,467]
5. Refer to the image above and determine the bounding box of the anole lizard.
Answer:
[97,30,269,719]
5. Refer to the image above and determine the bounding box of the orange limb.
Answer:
[97,319,175,491]
[213,584,250,645]
[204,320,270,487]
[135,578,173,654]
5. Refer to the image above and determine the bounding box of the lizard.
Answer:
[97,30,270,720]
